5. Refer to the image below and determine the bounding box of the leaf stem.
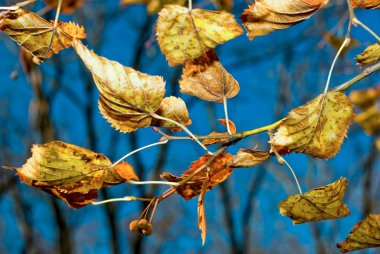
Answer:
[353,17,380,42]
[91,196,152,205]
[109,139,168,167]
[127,180,180,187]
[334,60,380,91]
[188,0,192,11]
[223,97,232,135]
[150,112,213,155]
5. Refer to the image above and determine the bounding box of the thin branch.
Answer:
[92,196,152,205]
[127,180,180,187]
[109,139,168,167]
[353,18,380,42]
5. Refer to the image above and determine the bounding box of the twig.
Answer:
[223,97,232,135]
[353,18,380,42]
[92,196,152,205]
[127,180,180,187]
[109,139,168,167]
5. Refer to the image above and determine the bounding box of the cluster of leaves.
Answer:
[0,0,380,252]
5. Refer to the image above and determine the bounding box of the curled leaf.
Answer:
[198,174,209,245]
[337,214,380,253]
[0,8,86,64]
[160,153,233,200]
[6,141,138,208]
[180,50,240,103]
[279,177,350,224]
[356,42,380,66]
[203,119,236,146]
[270,91,355,159]
[151,96,191,132]
[241,0,328,40]
[351,0,380,8]
[73,40,166,133]
[230,148,270,168]
[156,5,243,66]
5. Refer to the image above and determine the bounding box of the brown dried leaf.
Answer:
[151,96,191,132]
[351,0,380,8]
[230,148,270,168]
[160,153,233,200]
[198,174,209,245]
[44,0,84,13]
[156,5,243,66]
[337,214,380,253]
[180,50,240,102]
[241,0,328,40]
[349,85,380,109]
[203,119,236,146]
[212,0,234,11]
[356,42,380,66]
[73,40,166,133]
[270,91,355,159]
[279,177,350,224]
[0,8,86,64]
[7,141,137,208]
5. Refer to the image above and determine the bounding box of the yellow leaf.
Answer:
[156,5,243,66]
[349,85,380,110]
[279,177,350,224]
[241,0,328,40]
[0,8,86,64]
[73,40,166,133]
[351,0,380,8]
[121,0,186,15]
[179,50,240,102]
[230,148,270,168]
[337,214,380,253]
[6,141,137,208]
[270,91,355,159]
[356,42,380,66]
[151,96,191,132]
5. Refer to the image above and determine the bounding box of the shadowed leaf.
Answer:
[279,177,350,224]
[0,8,86,64]
[73,40,166,133]
[44,0,84,13]
[241,0,328,40]
[270,91,355,159]
[230,148,270,168]
[156,5,243,66]
[337,214,380,253]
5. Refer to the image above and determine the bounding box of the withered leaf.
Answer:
[156,5,243,66]
[203,119,236,146]
[212,0,234,11]
[241,0,328,40]
[324,32,359,56]
[230,148,270,168]
[356,42,380,66]
[351,0,380,8]
[279,177,350,224]
[7,141,138,208]
[349,85,380,109]
[180,50,240,103]
[44,0,84,13]
[73,40,166,133]
[337,214,380,253]
[0,8,86,64]
[270,91,355,159]
[121,0,186,15]
[151,96,191,132]
[198,174,209,245]
[160,153,233,200]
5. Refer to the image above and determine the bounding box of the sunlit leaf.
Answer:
[156,5,243,66]
[6,141,138,208]
[180,50,240,102]
[270,91,355,159]
[337,214,380,253]
[44,0,84,13]
[121,0,186,15]
[73,40,166,133]
[203,119,236,146]
[160,153,233,200]
[230,148,270,168]
[151,96,191,132]
[351,0,380,9]
[0,8,86,64]
[241,0,328,40]
[356,42,380,66]
[279,177,350,224]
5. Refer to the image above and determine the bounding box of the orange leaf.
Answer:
[44,0,84,13]
[241,0,328,40]
[351,0,380,8]
[114,162,139,181]
[203,119,236,145]
[198,174,209,245]
[0,8,86,64]
[160,153,233,200]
